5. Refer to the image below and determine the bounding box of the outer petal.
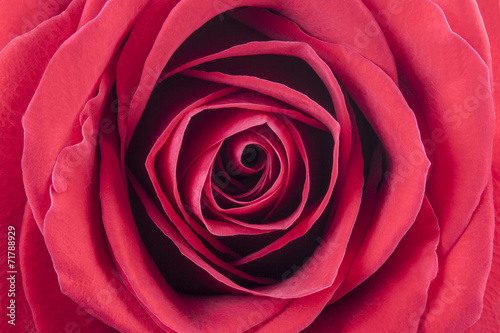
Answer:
[20,205,117,333]
[21,0,150,227]
[44,129,163,331]
[0,0,72,50]
[77,0,109,28]
[360,0,495,255]
[304,198,439,333]
[466,1,500,331]
[36,36,162,332]
[0,0,85,228]
[431,0,492,67]
[0,1,85,331]
[420,182,495,332]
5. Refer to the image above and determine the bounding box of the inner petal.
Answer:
[210,127,282,208]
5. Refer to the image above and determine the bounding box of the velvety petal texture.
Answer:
[0,0,497,332]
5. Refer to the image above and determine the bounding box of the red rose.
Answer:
[1,0,498,332]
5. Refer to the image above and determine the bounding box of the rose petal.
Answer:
[327,140,384,305]
[127,75,238,177]
[141,66,340,271]
[129,172,279,288]
[0,3,85,331]
[115,0,180,156]
[432,0,492,68]
[168,92,326,231]
[20,205,116,333]
[361,0,495,255]
[153,108,291,260]
[237,104,365,291]
[304,198,439,332]
[163,138,244,257]
[180,49,427,301]
[465,1,500,331]
[124,0,370,152]
[255,14,432,304]
[41,77,163,333]
[176,108,307,234]
[126,0,398,139]
[116,1,268,155]
[227,118,330,260]
[130,79,261,260]
[0,0,85,224]
[0,0,72,50]
[181,68,365,299]
[252,287,337,333]
[77,0,108,29]
[129,8,423,266]
[420,181,495,332]
[399,81,435,172]
[204,127,284,218]
[22,0,150,226]
[177,71,348,290]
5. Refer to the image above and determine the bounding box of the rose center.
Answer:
[241,144,263,168]
[212,138,269,199]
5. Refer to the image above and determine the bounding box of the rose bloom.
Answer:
[1,0,499,332]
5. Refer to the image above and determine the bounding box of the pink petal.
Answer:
[20,205,117,333]
[22,0,150,226]
[304,198,439,332]
[420,182,495,332]
[361,0,495,255]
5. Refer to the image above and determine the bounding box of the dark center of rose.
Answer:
[241,144,262,168]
